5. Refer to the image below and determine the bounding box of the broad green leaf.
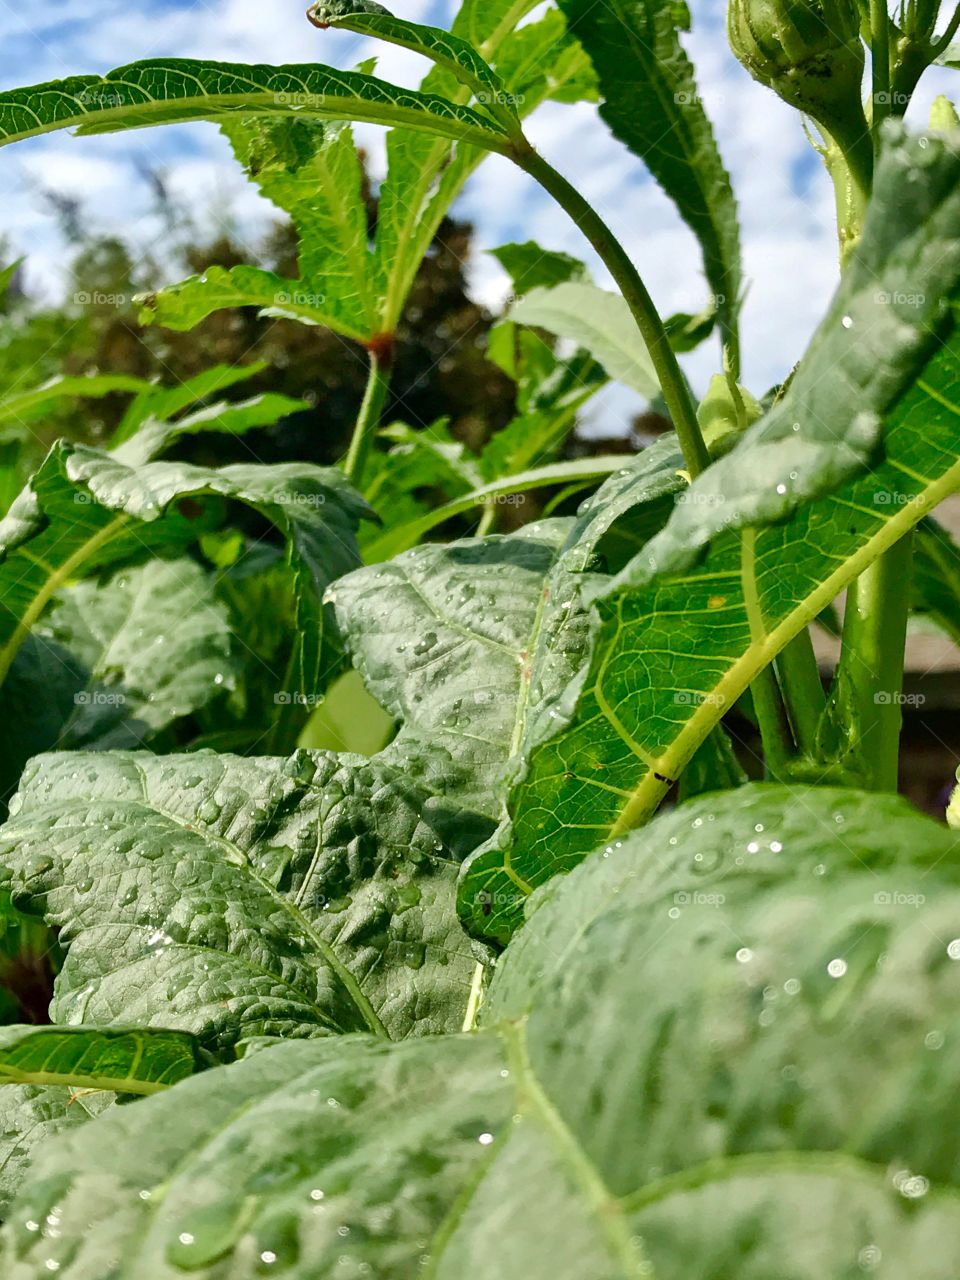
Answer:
[307,1,517,126]
[0,1085,111,1216]
[373,1,594,331]
[8,787,960,1277]
[362,454,629,561]
[912,517,960,643]
[557,0,742,357]
[331,523,589,819]
[110,362,267,445]
[0,1025,203,1095]
[0,59,511,154]
[37,558,238,750]
[222,116,377,339]
[113,393,310,468]
[0,443,371,698]
[0,747,480,1047]
[648,126,960,567]
[479,340,605,482]
[506,282,660,398]
[460,310,960,941]
[0,375,153,434]
[0,638,86,803]
[138,264,347,337]
[490,240,589,296]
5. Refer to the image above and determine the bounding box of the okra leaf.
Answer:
[506,282,660,398]
[0,747,479,1047]
[331,522,591,820]
[37,558,239,750]
[113,393,310,468]
[0,444,371,699]
[912,517,960,643]
[8,787,960,1278]
[0,375,153,433]
[490,240,589,296]
[110,362,267,446]
[648,126,960,569]
[307,1,516,125]
[0,1025,204,1095]
[557,0,742,356]
[0,60,511,154]
[461,307,960,942]
[0,1085,112,1216]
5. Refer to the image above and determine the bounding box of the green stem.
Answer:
[343,350,392,487]
[837,531,914,791]
[870,0,892,154]
[513,141,710,478]
[750,665,796,781]
[776,628,826,758]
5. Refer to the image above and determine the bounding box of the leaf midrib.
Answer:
[608,455,960,835]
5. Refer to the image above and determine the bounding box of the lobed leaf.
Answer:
[557,0,743,358]
[0,59,511,154]
[506,282,660,398]
[0,1025,204,1095]
[6,787,960,1276]
[460,303,960,942]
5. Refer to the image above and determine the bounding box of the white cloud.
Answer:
[1,0,957,409]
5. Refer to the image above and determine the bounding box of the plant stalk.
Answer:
[837,531,914,791]
[870,0,892,154]
[776,629,826,758]
[344,349,392,488]
[514,142,710,478]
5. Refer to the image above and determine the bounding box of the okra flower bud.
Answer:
[728,0,866,136]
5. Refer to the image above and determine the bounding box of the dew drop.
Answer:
[827,958,847,979]
[736,948,753,964]
[478,1132,494,1145]
[947,939,960,960]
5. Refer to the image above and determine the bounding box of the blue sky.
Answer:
[0,0,956,430]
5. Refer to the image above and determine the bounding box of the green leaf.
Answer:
[218,115,378,341]
[0,59,512,153]
[37,558,238,749]
[0,444,371,698]
[912,517,960,643]
[110,362,267,445]
[139,264,362,339]
[331,523,589,820]
[506,282,660,398]
[8,786,960,1277]
[490,240,589,296]
[460,310,960,941]
[0,1025,204,1095]
[114,393,310,467]
[557,0,743,358]
[0,746,480,1047]
[362,454,630,561]
[649,126,960,568]
[307,1,518,127]
[0,375,153,434]
[373,1,593,331]
[0,1084,111,1216]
